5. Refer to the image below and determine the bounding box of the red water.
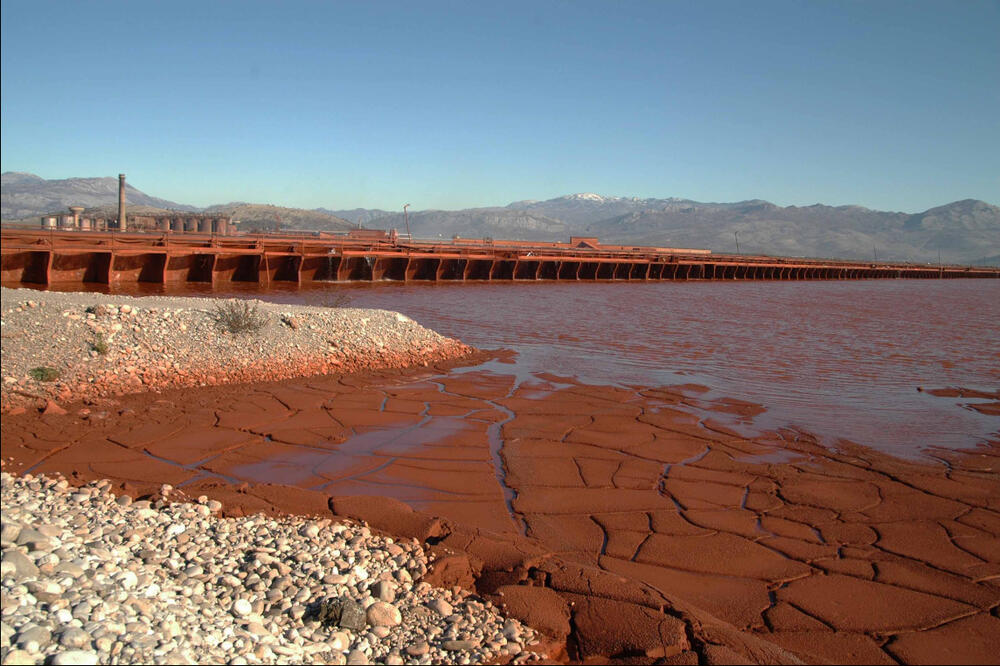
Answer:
[20,279,1000,457]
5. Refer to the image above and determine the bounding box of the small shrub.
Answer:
[91,332,109,355]
[29,366,60,382]
[213,300,268,334]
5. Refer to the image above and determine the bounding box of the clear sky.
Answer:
[1,0,998,212]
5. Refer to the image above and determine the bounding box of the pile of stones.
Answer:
[1,472,540,665]
[1,288,473,412]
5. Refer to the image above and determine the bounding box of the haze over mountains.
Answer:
[3,172,998,265]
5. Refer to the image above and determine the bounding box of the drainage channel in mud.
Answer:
[228,415,475,498]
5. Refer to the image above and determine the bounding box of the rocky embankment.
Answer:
[0,288,476,413]
[1,472,542,665]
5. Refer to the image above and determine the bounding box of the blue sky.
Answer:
[2,0,997,212]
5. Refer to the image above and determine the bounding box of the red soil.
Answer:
[2,365,998,664]
[919,387,1000,417]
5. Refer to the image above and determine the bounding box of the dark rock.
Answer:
[312,598,366,631]
[339,600,367,631]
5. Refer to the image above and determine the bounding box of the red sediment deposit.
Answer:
[3,356,998,665]
[920,387,1000,417]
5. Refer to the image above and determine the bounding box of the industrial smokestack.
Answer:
[118,174,127,231]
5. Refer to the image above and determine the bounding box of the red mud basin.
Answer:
[35,278,1000,458]
[2,279,1000,663]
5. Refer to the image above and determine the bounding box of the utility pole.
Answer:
[403,203,411,239]
[734,231,740,254]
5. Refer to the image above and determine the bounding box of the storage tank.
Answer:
[69,206,85,228]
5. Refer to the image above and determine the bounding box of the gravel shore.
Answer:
[1,471,542,665]
[0,288,476,413]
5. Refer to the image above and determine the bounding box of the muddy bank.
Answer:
[0,287,475,413]
[3,366,998,664]
[919,386,1000,417]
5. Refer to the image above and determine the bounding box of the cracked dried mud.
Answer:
[3,364,998,664]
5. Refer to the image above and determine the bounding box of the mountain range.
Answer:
[1,172,199,219]
[3,173,998,265]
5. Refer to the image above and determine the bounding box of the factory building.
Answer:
[40,174,234,235]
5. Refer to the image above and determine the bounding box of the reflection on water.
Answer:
[18,279,1000,456]
[230,415,472,493]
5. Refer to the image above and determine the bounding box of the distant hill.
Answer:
[333,195,1000,263]
[507,193,719,225]
[1,172,196,220]
[202,203,354,233]
[3,172,997,264]
[1,173,354,233]
[584,198,1000,263]
[320,208,393,226]
[359,207,568,241]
